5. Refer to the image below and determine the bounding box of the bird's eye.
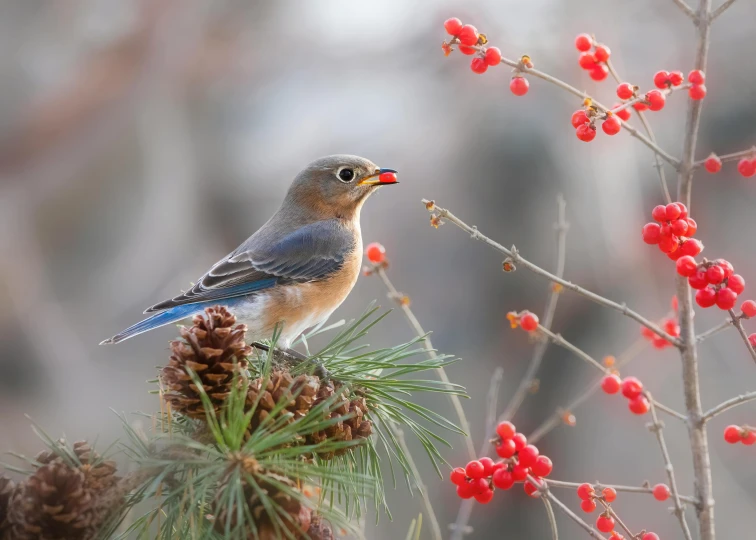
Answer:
[338,168,355,183]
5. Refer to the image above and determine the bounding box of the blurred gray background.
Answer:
[1,0,755,538]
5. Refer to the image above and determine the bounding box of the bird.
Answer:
[101,155,398,346]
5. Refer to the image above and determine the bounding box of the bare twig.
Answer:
[710,0,738,21]
[727,309,756,363]
[703,391,756,421]
[647,393,695,540]
[422,200,682,346]
[545,478,697,505]
[543,488,607,539]
[696,317,736,342]
[673,0,699,20]
[373,266,477,462]
[542,497,559,540]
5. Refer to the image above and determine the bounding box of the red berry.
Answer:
[612,103,631,121]
[517,445,539,468]
[676,255,698,277]
[492,468,515,489]
[379,171,397,184]
[633,101,649,111]
[685,218,698,237]
[470,57,488,74]
[695,287,717,308]
[444,17,464,36]
[511,463,528,482]
[457,482,475,499]
[652,483,670,501]
[706,265,725,284]
[675,202,688,218]
[601,374,622,394]
[602,487,617,502]
[669,71,684,86]
[458,24,479,47]
[581,499,597,513]
[589,64,609,81]
[459,45,476,55]
[532,455,553,477]
[680,238,703,257]
[689,84,707,100]
[642,223,661,244]
[610,534,625,540]
[665,202,681,220]
[474,488,494,504]
[688,69,705,85]
[512,432,527,451]
[479,457,495,476]
[616,82,635,100]
[642,534,660,540]
[750,333,756,348]
[596,514,615,533]
[602,116,622,135]
[724,425,742,444]
[716,259,734,279]
[716,288,738,310]
[689,268,709,289]
[594,44,611,62]
[484,47,502,66]
[653,70,670,89]
[496,438,517,458]
[575,33,593,51]
[704,154,722,173]
[365,242,386,263]
[670,219,688,236]
[576,123,596,142]
[579,52,597,69]
[743,430,756,445]
[621,376,643,399]
[510,76,529,96]
[741,299,756,318]
[664,318,681,337]
[727,274,746,294]
[577,483,595,500]
[645,90,666,111]
[496,421,516,440]
[465,460,486,479]
[628,395,650,415]
[651,205,667,221]
[450,467,467,485]
[737,158,756,177]
[658,234,679,254]
[571,110,589,128]
[470,477,489,494]
[523,477,542,497]
[520,312,539,331]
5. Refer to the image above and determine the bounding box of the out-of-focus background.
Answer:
[1,0,755,538]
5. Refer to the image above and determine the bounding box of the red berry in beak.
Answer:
[379,171,397,184]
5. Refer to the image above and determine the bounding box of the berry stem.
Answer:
[693,146,756,168]
[695,312,744,343]
[544,478,698,504]
[542,497,560,540]
[647,393,695,540]
[422,200,682,346]
[597,498,637,539]
[702,390,756,421]
[727,308,756,363]
[541,485,608,539]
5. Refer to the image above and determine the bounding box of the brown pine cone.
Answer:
[161,306,252,418]
[0,475,14,534]
[307,515,334,540]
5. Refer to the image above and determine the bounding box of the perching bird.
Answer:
[101,155,397,346]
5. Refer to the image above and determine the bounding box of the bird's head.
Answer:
[286,155,398,218]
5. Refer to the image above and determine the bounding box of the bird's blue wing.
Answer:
[145,220,354,312]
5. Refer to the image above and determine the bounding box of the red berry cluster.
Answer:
[450,421,553,502]
[574,33,610,81]
[676,256,746,310]
[641,316,680,349]
[577,483,663,538]
[704,151,756,177]
[724,425,756,445]
[507,310,539,332]
[571,105,621,142]
[687,69,707,100]
[641,202,702,260]
[442,18,530,96]
[601,374,650,415]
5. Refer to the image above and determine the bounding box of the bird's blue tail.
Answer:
[100,304,200,345]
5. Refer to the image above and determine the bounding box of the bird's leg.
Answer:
[251,342,330,380]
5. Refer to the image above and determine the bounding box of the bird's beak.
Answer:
[358,168,399,186]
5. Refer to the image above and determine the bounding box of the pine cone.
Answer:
[161,306,252,418]
[0,475,14,534]
[245,369,373,459]
[307,515,334,540]
[214,464,311,540]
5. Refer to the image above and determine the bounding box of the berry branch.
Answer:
[541,486,607,540]
[544,479,697,505]
[542,496,560,540]
[727,308,756,363]
[710,0,738,21]
[646,394,695,540]
[702,390,756,421]
[422,200,681,346]
[673,0,699,20]
[596,497,636,539]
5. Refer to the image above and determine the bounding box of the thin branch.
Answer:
[710,0,738,21]
[727,309,756,364]
[545,479,697,505]
[703,391,756,421]
[373,266,477,462]
[543,488,607,539]
[597,498,636,539]
[542,497,559,540]
[422,200,682,346]
[696,317,736,342]
[647,393,695,540]
[451,197,568,540]
[673,0,699,20]
[693,146,755,168]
